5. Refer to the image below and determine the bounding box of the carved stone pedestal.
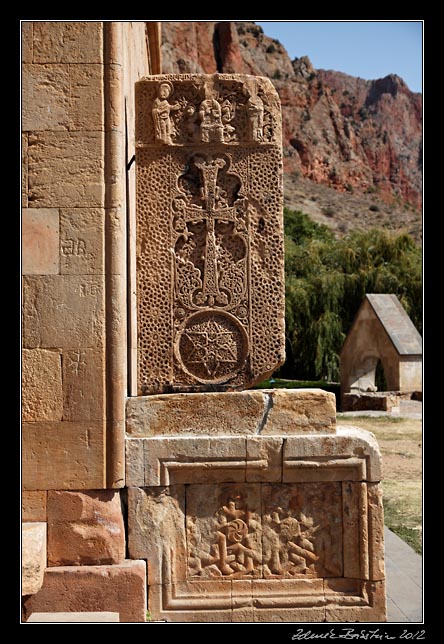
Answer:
[126,390,387,622]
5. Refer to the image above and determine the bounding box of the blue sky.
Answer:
[256,21,423,93]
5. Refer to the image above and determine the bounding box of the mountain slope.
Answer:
[160,21,422,237]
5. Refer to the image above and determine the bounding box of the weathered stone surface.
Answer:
[127,486,187,584]
[324,579,387,622]
[22,421,105,490]
[245,436,282,482]
[22,22,33,63]
[69,64,104,130]
[263,389,336,434]
[367,482,386,581]
[22,522,46,596]
[28,131,104,207]
[22,561,146,623]
[62,348,105,421]
[22,275,105,348]
[22,209,59,275]
[27,612,120,622]
[128,473,386,622]
[22,64,70,131]
[126,391,266,436]
[135,74,284,393]
[32,22,103,64]
[47,490,125,566]
[283,426,382,482]
[143,436,247,486]
[22,63,104,133]
[22,134,28,206]
[342,392,400,412]
[22,491,47,522]
[126,389,335,437]
[22,349,63,422]
[60,209,104,275]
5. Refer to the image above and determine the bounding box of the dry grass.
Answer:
[337,415,422,553]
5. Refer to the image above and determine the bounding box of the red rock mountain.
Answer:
[160,21,422,209]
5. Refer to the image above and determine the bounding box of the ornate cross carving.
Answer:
[176,156,238,307]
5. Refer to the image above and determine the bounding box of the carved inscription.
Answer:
[186,483,343,580]
[61,238,86,256]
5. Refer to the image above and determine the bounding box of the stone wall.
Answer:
[22,21,154,497]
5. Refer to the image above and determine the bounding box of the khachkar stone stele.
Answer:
[129,74,386,623]
[135,74,285,394]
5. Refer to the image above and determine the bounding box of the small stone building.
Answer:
[340,294,422,407]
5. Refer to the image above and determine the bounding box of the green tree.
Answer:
[281,208,422,381]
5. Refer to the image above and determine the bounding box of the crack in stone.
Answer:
[256,393,274,434]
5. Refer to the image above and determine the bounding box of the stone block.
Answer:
[368,482,386,581]
[246,436,283,482]
[22,421,105,490]
[126,391,266,436]
[28,131,104,207]
[263,388,336,434]
[135,74,284,393]
[33,22,103,64]
[126,389,336,437]
[127,486,187,584]
[22,491,47,522]
[22,349,63,421]
[125,440,145,487]
[60,208,105,275]
[142,436,247,486]
[22,22,33,63]
[62,348,105,421]
[22,522,46,596]
[22,208,59,275]
[22,64,70,131]
[22,133,28,207]
[22,561,146,623]
[27,612,120,622]
[283,426,382,482]
[69,64,104,130]
[47,490,125,566]
[22,275,105,348]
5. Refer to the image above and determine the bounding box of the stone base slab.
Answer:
[126,389,337,437]
[22,561,147,623]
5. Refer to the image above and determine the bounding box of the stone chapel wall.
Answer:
[22,22,155,509]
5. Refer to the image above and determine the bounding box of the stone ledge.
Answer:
[126,426,382,487]
[22,522,47,596]
[126,389,336,437]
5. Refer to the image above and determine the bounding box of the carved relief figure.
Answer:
[152,81,181,145]
[246,83,264,142]
[199,93,225,143]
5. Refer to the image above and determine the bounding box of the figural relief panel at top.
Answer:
[135,75,285,394]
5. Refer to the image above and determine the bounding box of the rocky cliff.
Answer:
[160,21,422,210]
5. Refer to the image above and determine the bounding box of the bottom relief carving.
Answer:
[186,483,343,580]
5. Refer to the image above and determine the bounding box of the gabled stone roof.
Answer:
[366,294,422,356]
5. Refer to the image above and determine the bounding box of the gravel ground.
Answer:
[339,399,422,420]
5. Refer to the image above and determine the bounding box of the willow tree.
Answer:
[281,208,422,381]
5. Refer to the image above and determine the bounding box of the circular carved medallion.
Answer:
[175,310,249,384]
